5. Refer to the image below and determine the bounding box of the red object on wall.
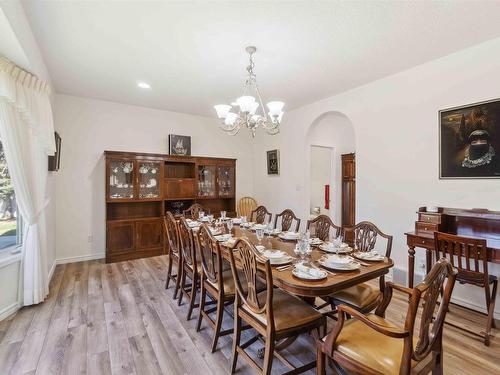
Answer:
[324,184,330,210]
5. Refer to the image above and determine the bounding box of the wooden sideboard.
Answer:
[405,206,500,288]
[105,151,236,263]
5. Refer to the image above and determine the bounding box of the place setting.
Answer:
[317,254,361,272]
[318,235,352,254]
[278,231,300,241]
[351,250,385,262]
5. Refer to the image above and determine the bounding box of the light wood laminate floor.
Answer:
[0,256,498,375]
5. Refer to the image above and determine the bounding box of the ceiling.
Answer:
[22,1,500,117]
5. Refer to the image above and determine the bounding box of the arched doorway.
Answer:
[305,111,355,226]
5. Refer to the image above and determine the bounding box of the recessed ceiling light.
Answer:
[137,81,151,89]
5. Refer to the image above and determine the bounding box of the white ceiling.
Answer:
[22,1,500,117]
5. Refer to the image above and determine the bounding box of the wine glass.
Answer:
[256,228,264,245]
[334,234,343,256]
[221,211,227,220]
[227,219,233,235]
[199,211,205,221]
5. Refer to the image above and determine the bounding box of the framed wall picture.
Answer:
[267,149,279,175]
[168,134,191,156]
[48,131,61,171]
[440,98,500,179]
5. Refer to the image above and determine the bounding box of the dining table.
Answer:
[219,226,394,299]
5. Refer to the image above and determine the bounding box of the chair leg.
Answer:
[178,266,186,306]
[173,259,182,300]
[432,351,443,375]
[196,281,206,332]
[316,341,326,375]
[186,273,198,321]
[211,298,225,353]
[165,255,173,289]
[485,279,498,346]
[231,311,242,374]
[262,335,275,375]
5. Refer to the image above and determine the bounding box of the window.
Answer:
[0,139,21,251]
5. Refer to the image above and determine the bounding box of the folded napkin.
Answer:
[262,250,286,259]
[294,264,325,278]
[357,251,381,259]
[323,254,351,265]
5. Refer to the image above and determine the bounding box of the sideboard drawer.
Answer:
[415,222,439,235]
[418,213,442,224]
[407,234,434,249]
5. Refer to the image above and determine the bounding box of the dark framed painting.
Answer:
[267,149,279,175]
[440,98,500,179]
[48,131,61,171]
[168,134,191,156]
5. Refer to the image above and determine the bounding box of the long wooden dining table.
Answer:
[219,226,394,299]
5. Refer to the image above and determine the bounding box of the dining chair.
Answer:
[317,258,458,375]
[195,223,241,352]
[228,237,326,375]
[250,205,272,224]
[328,221,393,314]
[306,214,342,242]
[434,232,498,346]
[177,216,200,320]
[183,203,204,219]
[164,211,182,299]
[237,196,258,219]
[273,208,301,232]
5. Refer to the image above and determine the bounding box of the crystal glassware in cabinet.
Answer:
[108,160,135,199]
[138,161,161,199]
[197,165,216,197]
[217,165,235,197]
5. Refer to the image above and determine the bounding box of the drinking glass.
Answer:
[199,211,205,220]
[221,211,227,220]
[227,219,233,235]
[256,228,264,245]
[334,234,343,256]
[241,216,247,226]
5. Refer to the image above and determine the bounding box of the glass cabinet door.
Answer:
[217,165,235,197]
[138,161,162,199]
[197,165,217,197]
[108,160,135,200]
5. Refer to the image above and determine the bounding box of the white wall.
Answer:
[54,94,254,261]
[253,37,500,317]
[310,146,331,216]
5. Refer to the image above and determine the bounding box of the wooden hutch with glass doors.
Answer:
[105,151,236,263]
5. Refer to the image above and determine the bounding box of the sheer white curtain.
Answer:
[0,57,55,305]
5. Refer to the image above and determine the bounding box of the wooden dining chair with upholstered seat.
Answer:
[183,203,204,219]
[250,205,272,225]
[306,215,342,242]
[317,258,458,375]
[273,208,301,232]
[195,223,243,352]
[177,216,201,320]
[434,232,498,346]
[237,196,258,219]
[228,238,326,375]
[164,211,182,299]
[328,221,393,314]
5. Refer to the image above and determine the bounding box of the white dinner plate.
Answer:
[318,258,360,271]
[352,252,385,262]
[268,256,293,266]
[278,233,299,241]
[319,244,352,253]
[292,267,327,280]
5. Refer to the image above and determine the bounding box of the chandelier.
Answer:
[214,46,284,137]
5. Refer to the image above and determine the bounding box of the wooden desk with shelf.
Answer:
[405,206,500,288]
[105,151,236,263]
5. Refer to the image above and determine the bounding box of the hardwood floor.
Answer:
[0,256,498,375]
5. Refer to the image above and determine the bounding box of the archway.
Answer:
[304,111,355,225]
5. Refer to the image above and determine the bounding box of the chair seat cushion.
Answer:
[325,314,417,375]
[330,283,381,310]
[244,289,323,332]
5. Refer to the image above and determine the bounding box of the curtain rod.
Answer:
[0,56,51,94]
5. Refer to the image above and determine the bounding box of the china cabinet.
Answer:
[105,151,236,262]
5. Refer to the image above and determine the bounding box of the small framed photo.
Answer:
[48,131,61,171]
[168,134,191,156]
[267,149,279,175]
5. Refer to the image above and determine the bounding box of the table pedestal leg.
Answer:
[408,245,415,289]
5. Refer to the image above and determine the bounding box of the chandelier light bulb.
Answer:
[267,101,285,116]
[214,104,232,119]
[236,96,256,113]
[224,112,238,126]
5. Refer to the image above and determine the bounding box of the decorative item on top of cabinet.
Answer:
[105,151,236,262]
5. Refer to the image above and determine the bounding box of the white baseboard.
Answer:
[55,252,105,265]
[0,301,20,321]
[48,261,56,283]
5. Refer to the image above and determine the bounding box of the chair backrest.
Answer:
[306,215,342,242]
[250,205,272,224]
[352,221,393,258]
[376,258,457,372]
[178,216,196,268]
[164,212,180,256]
[274,209,301,232]
[228,238,274,326]
[434,232,489,286]
[183,203,204,219]
[197,224,223,288]
[237,197,258,219]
